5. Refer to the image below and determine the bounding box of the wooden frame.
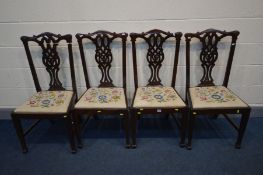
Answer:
[12,32,77,153]
[130,29,188,148]
[74,31,130,148]
[185,28,251,149]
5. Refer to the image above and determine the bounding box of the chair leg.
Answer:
[186,113,195,150]
[235,111,250,149]
[211,114,219,119]
[48,119,56,124]
[164,113,170,119]
[131,110,137,148]
[179,111,187,147]
[65,116,77,153]
[73,113,83,148]
[93,114,99,120]
[123,113,130,148]
[11,114,28,153]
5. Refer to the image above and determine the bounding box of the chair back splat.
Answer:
[76,31,128,89]
[185,28,239,89]
[21,32,77,93]
[130,29,182,89]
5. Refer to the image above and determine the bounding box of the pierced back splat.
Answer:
[76,31,128,88]
[199,32,220,86]
[130,29,182,88]
[21,32,74,91]
[185,29,239,87]
[93,34,114,87]
[41,37,63,90]
[146,33,166,86]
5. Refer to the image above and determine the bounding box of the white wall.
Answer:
[0,0,263,109]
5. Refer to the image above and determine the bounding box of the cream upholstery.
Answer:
[189,86,248,109]
[14,91,74,114]
[133,86,186,108]
[75,87,127,109]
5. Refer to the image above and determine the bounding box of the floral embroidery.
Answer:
[194,86,237,103]
[137,86,177,103]
[84,88,123,103]
[27,91,66,108]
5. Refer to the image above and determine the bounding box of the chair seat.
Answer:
[14,91,74,114]
[133,86,186,108]
[75,87,127,109]
[189,86,248,109]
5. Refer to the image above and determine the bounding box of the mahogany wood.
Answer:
[12,32,77,153]
[75,31,130,148]
[130,29,187,148]
[185,29,251,149]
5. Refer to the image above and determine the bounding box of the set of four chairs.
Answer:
[11,28,251,153]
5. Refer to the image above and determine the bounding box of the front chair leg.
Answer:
[186,112,195,150]
[235,111,250,149]
[73,113,83,148]
[65,116,77,153]
[131,110,137,148]
[11,114,28,153]
[179,111,187,147]
[122,113,130,148]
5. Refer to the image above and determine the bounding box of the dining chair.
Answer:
[74,31,129,148]
[12,32,77,153]
[130,29,187,148]
[185,28,251,149]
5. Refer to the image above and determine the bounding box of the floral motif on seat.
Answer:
[14,91,74,114]
[194,86,237,103]
[27,91,67,108]
[75,87,126,109]
[133,86,186,108]
[189,86,248,109]
[84,88,122,104]
[138,86,177,102]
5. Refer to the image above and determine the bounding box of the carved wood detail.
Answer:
[185,29,239,86]
[130,29,182,87]
[76,31,128,87]
[21,32,73,91]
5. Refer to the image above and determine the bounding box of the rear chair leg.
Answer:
[211,114,219,119]
[93,114,99,120]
